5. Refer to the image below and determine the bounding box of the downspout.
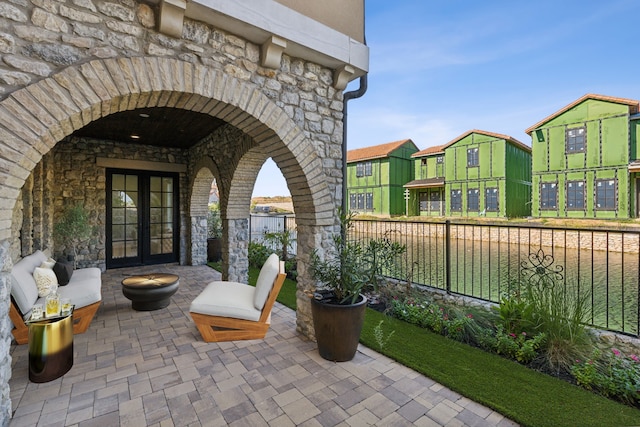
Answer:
[341,73,368,216]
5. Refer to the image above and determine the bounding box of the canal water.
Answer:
[250,215,638,336]
[384,232,639,336]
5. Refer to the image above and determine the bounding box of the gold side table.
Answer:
[27,310,74,383]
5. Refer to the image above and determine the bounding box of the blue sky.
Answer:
[253,0,640,197]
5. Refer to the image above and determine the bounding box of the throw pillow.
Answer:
[40,258,56,269]
[53,261,74,286]
[33,266,58,297]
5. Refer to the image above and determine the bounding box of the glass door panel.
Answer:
[149,176,175,256]
[111,174,139,261]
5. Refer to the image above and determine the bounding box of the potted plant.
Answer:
[53,203,93,269]
[308,210,405,361]
[207,205,223,262]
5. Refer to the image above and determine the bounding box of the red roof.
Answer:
[412,129,530,157]
[525,94,640,135]
[412,144,445,157]
[347,139,416,163]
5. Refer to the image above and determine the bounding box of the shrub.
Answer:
[263,229,295,262]
[207,206,222,238]
[53,203,94,267]
[491,326,546,364]
[249,241,297,279]
[248,241,271,269]
[493,287,536,335]
[388,295,478,344]
[525,280,592,374]
[571,348,640,405]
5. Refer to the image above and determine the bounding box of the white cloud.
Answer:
[347,106,462,150]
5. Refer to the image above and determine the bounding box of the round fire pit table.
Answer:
[121,273,180,311]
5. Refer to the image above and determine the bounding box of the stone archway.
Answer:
[0,56,341,418]
[189,157,219,266]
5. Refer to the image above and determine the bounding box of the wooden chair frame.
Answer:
[9,300,101,345]
[191,269,287,342]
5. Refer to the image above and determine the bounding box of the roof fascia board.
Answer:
[188,0,369,76]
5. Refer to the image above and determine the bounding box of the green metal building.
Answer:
[526,94,640,219]
[405,130,532,218]
[346,139,419,216]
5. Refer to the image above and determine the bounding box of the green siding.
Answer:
[504,142,532,217]
[444,133,531,218]
[347,141,418,216]
[530,99,634,218]
[408,154,446,217]
[413,155,445,180]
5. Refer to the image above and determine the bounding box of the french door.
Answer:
[106,169,179,268]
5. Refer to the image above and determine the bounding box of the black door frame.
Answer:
[106,168,180,269]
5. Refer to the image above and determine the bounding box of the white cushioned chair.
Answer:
[190,253,286,342]
[9,250,102,344]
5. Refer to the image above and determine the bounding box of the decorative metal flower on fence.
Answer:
[520,248,563,290]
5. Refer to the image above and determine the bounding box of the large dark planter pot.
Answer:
[207,238,221,262]
[311,294,367,362]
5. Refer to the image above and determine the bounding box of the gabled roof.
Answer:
[412,129,530,157]
[412,144,445,158]
[347,139,417,163]
[525,94,640,135]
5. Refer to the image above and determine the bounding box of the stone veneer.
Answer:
[0,0,346,423]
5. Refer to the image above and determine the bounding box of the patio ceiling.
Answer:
[72,107,226,149]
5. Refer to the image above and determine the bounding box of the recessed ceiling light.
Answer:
[139,113,150,118]
[130,134,140,139]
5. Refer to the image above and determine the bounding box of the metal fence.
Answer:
[251,214,640,337]
[249,214,297,255]
[350,219,640,338]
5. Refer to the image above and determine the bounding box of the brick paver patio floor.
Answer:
[9,264,517,426]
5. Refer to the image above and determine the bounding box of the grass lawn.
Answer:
[225,264,640,427]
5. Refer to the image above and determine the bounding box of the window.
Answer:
[566,126,586,153]
[485,188,498,211]
[355,162,372,177]
[350,193,373,211]
[419,192,428,211]
[467,148,479,167]
[467,189,479,211]
[540,182,557,209]
[566,181,585,210]
[365,193,374,210]
[429,191,442,212]
[451,189,462,211]
[436,156,444,164]
[595,179,616,210]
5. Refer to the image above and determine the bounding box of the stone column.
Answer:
[0,241,13,426]
[225,218,249,283]
[190,215,207,265]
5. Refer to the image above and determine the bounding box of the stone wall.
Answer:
[0,0,345,422]
[15,137,189,268]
